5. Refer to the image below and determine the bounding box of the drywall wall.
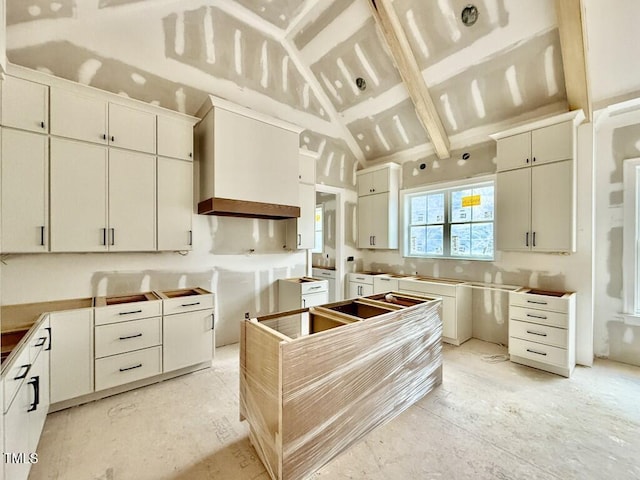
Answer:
[361,123,595,365]
[593,107,640,367]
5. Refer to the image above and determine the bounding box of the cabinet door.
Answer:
[50,87,108,144]
[4,381,31,480]
[157,115,194,161]
[157,157,193,251]
[1,129,48,252]
[108,103,156,154]
[370,192,390,249]
[349,282,373,297]
[1,76,48,133]
[357,171,372,196]
[163,310,213,372]
[109,150,156,251]
[302,291,328,308]
[496,131,530,171]
[297,182,315,249]
[496,168,531,251]
[441,296,457,340]
[49,309,94,403]
[357,195,373,248]
[50,138,108,252]
[531,121,573,166]
[371,168,390,194]
[299,151,316,184]
[531,160,574,252]
[27,350,49,454]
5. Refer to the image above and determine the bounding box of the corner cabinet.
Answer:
[491,111,584,253]
[357,163,400,249]
[285,150,316,250]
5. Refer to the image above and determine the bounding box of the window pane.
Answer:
[471,186,494,222]
[409,225,443,255]
[410,196,427,224]
[451,189,472,223]
[427,193,445,224]
[471,223,494,257]
[426,225,444,254]
[450,223,470,256]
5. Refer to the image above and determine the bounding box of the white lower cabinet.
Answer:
[95,346,162,391]
[49,308,94,404]
[312,268,337,303]
[398,278,472,345]
[163,310,214,372]
[278,278,328,311]
[508,289,576,377]
[348,273,376,298]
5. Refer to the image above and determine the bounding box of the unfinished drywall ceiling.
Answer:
[6,0,580,167]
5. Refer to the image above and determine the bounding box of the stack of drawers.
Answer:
[508,288,576,377]
[94,293,163,391]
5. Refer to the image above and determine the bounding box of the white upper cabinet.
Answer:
[108,103,156,154]
[50,86,108,144]
[50,138,108,252]
[108,149,156,251]
[158,157,193,251]
[1,75,48,133]
[286,150,316,250]
[357,167,391,196]
[1,129,49,252]
[496,168,532,252]
[157,115,194,161]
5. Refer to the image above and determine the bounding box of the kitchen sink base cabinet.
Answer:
[240,293,442,480]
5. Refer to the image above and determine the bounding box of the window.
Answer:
[311,205,323,254]
[623,158,640,316]
[403,178,495,260]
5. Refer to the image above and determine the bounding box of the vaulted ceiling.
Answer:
[6,0,640,183]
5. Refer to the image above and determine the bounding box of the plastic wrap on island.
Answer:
[240,291,443,480]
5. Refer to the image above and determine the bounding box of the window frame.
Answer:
[623,158,640,316]
[400,175,496,261]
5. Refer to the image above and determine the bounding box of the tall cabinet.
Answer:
[286,150,316,250]
[491,111,584,253]
[356,163,400,249]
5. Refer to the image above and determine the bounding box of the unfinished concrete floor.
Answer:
[30,339,640,480]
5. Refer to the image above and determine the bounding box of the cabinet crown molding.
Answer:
[489,110,585,141]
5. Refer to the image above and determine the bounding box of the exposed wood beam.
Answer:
[367,0,451,159]
[555,0,592,121]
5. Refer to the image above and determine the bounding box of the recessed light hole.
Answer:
[461,5,478,27]
[355,77,367,91]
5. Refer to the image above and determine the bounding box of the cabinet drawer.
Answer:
[95,316,162,358]
[398,279,456,297]
[349,274,374,285]
[3,346,31,413]
[163,294,214,315]
[95,346,162,391]
[312,269,336,280]
[509,319,567,348]
[509,291,569,313]
[301,281,327,295]
[509,337,568,368]
[374,276,399,292]
[95,300,162,325]
[510,305,568,329]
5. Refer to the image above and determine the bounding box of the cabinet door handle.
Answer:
[298,234,301,246]
[110,228,115,246]
[211,313,215,330]
[189,152,193,158]
[119,363,143,372]
[532,156,536,163]
[102,228,107,246]
[119,333,143,340]
[119,309,143,315]
[303,298,306,308]
[526,157,529,164]
[45,327,52,351]
[532,231,536,247]
[526,313,548,320]
[372,236,376,246]
[14,364,31,380]
[40,121,45,129]
[35,336,47,347]
[181,302,200,307]
[526,348,547,357]
[525,232,529,247]
[27,376,40,412]
[189,230,193,246]
[102,134,107,141]
[40,226,45,246]
[111,136,115,142]
[526,330,548,337]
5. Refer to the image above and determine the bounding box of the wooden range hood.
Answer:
[195,95,303,221]
[197,197,300,220]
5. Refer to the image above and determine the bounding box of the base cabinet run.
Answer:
[508,289,576,377]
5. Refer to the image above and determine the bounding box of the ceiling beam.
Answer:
[367,0,451,159]
[555,0,592,121]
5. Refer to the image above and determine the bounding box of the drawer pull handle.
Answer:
[526,348,547,356]
[181,302,200,307]
[14,364,31,380]
[27,376,40,412]
[119,363,143,372]
[119,333,143,340]
[45,327,52,351]
[356,277,365,280]
[119,309,143,315]
[526,330,547,337]
[380,278,390,281]
[308,286,322,290]
[526,300,547,305]
[526,313,548,320]
[35,337,47,347]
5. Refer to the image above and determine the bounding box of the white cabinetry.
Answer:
[357,163,400,249]
[49,308,94,404]
[160,288,215,372]
[0,129,48,252]
[398,278,471,345]
[286,150,316,250]
[492,112,582,253]
[508,289,576,377]
[348,273,376,298]
[279,278,328,310]
[50,87,108,144]
[312,268,337,303]
[157,157,193,251]
[158,115,194,161]
[108,103,156,154]
[0,75,48,133]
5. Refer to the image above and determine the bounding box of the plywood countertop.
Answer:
[1,297,94,333]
